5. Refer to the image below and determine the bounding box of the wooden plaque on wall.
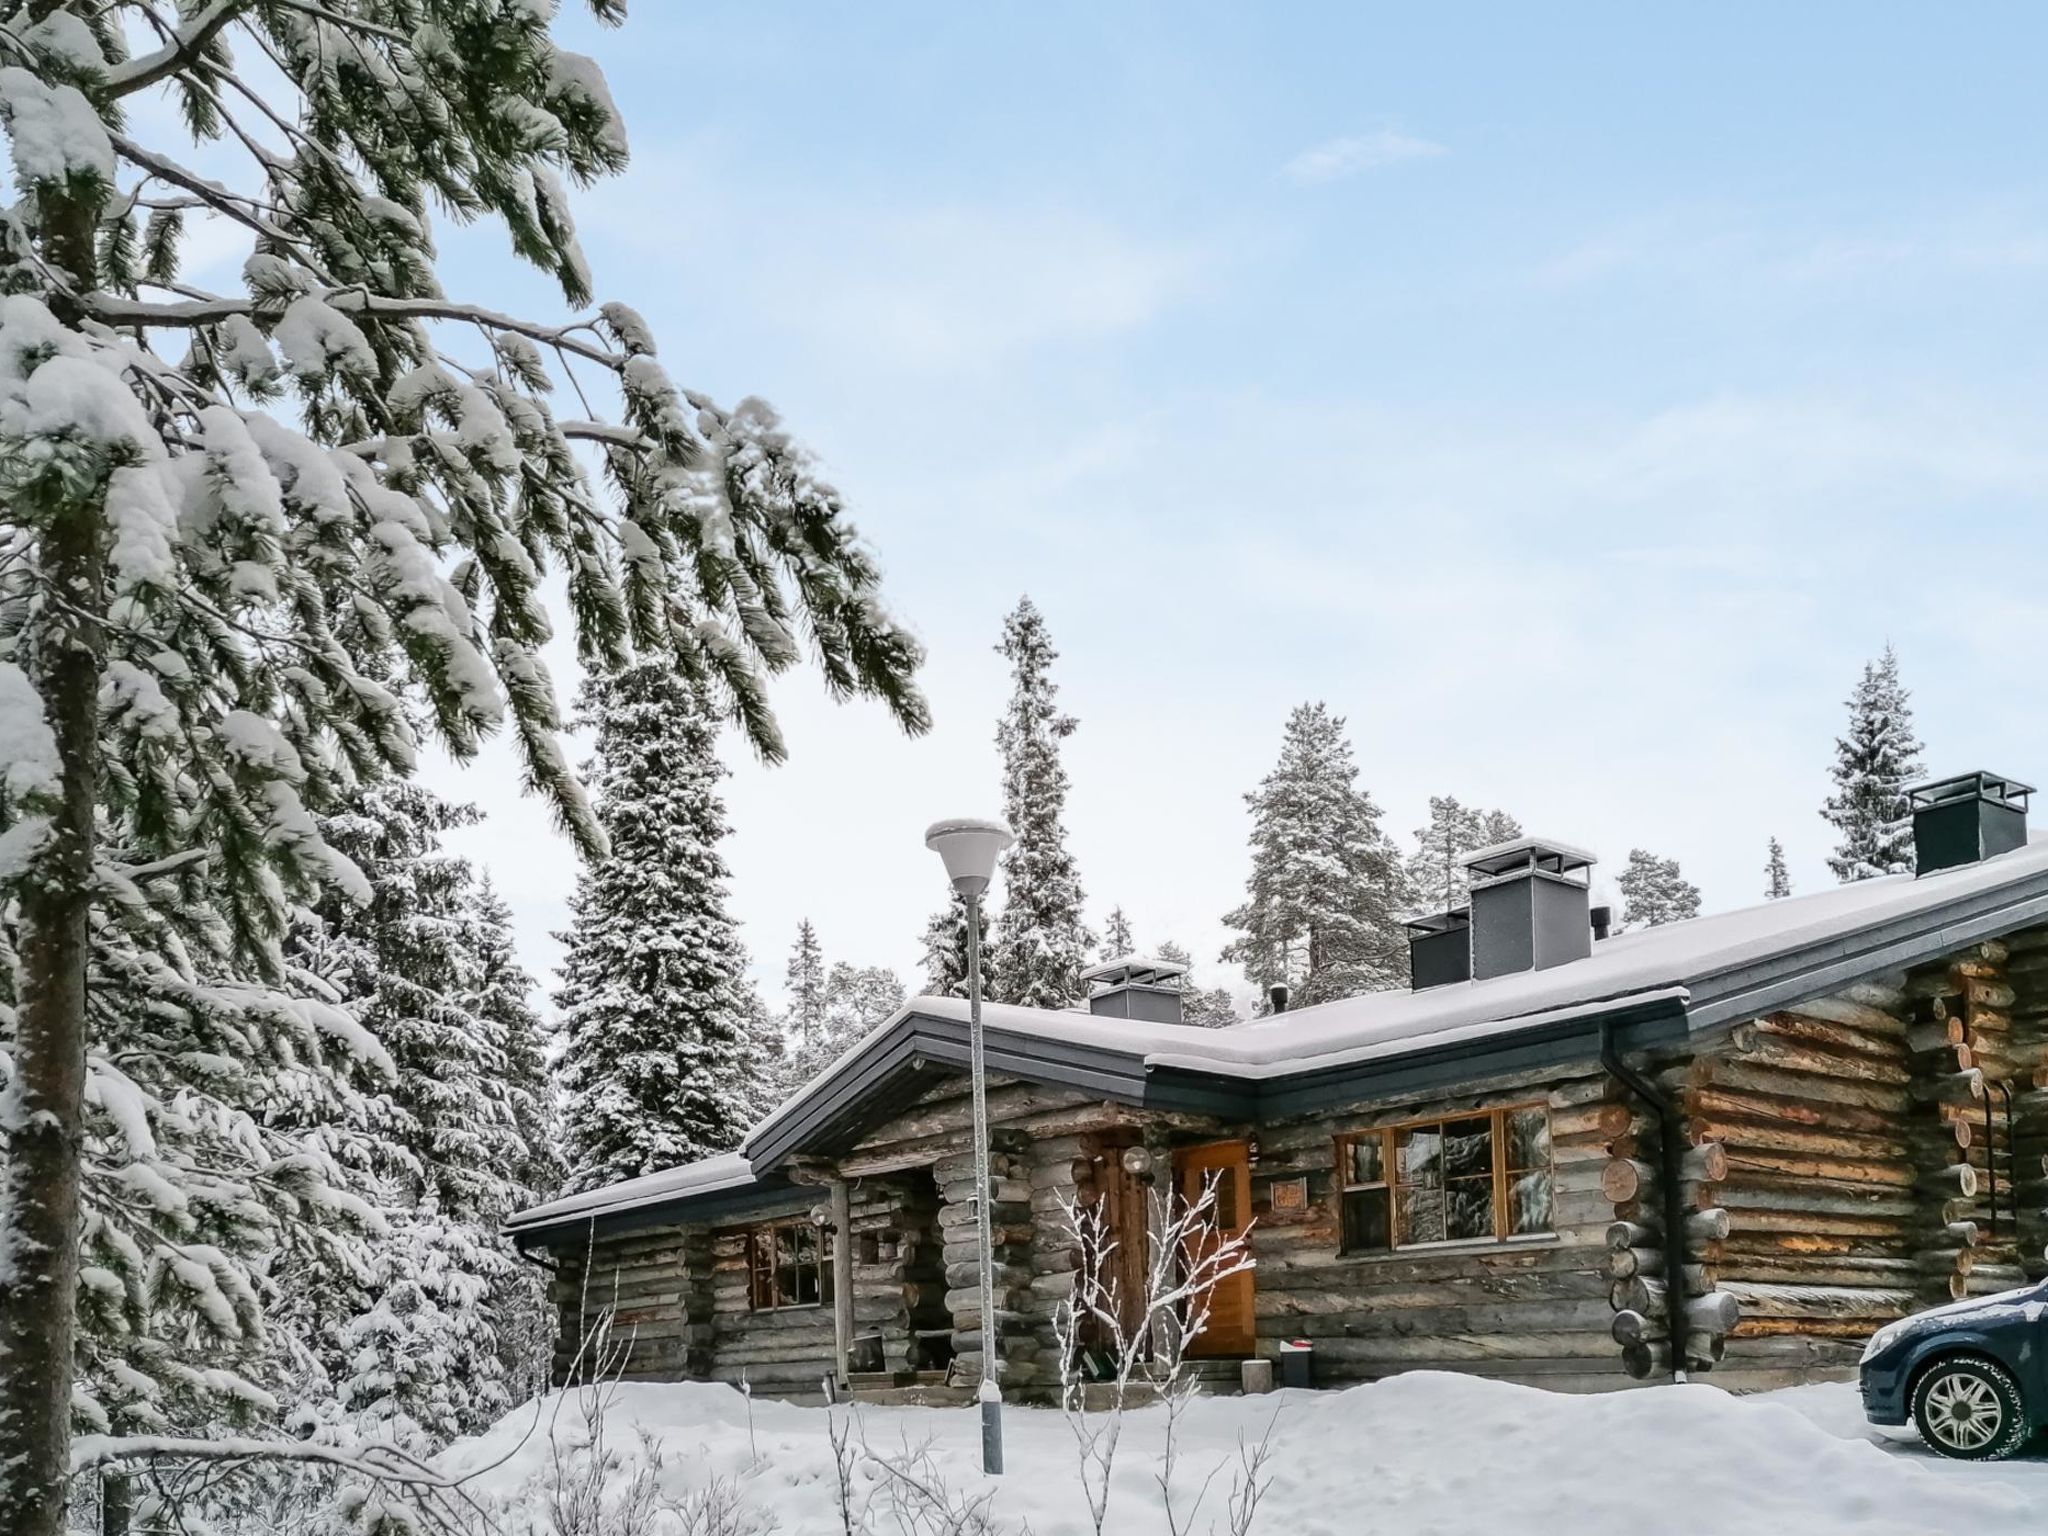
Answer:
[1268,1175,1309,1215]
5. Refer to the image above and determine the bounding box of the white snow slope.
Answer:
[444,1373,2044,1535]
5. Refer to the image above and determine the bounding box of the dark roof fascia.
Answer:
[514,1173,808,1249]
[1237,989,1693,1121]
[1682,873,2048,1032]
[743,1011,1158,1169]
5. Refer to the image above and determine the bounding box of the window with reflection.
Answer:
[1336,1104,1553,1254]
[745,1220,831,1310]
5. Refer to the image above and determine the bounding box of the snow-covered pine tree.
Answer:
[1765,837,1792,901]
[1100,905,1135,960]
[822,962,907,1050]
[1615,849,1703,930]
[919,893,986,1000]
[784,918,826,1050]
[771,961,907,1098]
[1221,703,1410,1007]
[988,598,1092,1008]
[1155,940,1240,1028]
[0,10,928,1518]
[464,874,559,1406]
[1823,644,1924,882]
[554,660,765,1195]
[1406,796,1522,914]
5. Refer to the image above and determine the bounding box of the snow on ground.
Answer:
[445,1374,2047,1535]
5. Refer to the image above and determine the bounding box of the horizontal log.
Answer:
[1716,1280,1915,1320]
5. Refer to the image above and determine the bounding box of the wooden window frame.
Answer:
[1334,1101,1554,1255]
[745,1219,832,1312]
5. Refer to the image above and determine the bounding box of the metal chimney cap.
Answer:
[1460,835,1597,881]
[1906,771,2034,812]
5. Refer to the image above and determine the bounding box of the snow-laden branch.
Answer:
[70,1432,458,1484]
[87,291,622,367]
[105,1,256,98]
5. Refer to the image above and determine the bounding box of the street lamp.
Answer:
[923,816,1014,1476]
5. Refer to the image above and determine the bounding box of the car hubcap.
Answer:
[1926,1373,2001,1451]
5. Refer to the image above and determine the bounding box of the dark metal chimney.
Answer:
[1462,837,1596,981]
[1082,955,1187,1024]
[1407,907,1472,991]
[1590,905,1613,942]
[1908,772,2033,877]
[1267,983,1290,1015]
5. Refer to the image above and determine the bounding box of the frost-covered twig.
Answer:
[1050,1169,1261,1536]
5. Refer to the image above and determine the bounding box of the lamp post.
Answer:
[924,816,1014,1476]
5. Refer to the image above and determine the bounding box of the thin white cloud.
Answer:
[1282,129,1446,185]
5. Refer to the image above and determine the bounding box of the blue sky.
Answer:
[420,3,2048,1006]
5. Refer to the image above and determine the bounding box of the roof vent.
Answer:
[1082,954,1187,1024]
[1461,836,1596,981]
[1406,907,1472,991]
[1908,771,2033,878]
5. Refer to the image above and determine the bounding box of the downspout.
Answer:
[1599,1019,1689,1384]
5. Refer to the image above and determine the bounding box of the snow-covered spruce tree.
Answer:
[1615,848,1703,931]
[1764,837,1792,901]
[0,10,925,1527]
[919,892,986,1000]
[783,918,825,1051]
[988,597,1091,1008]
[1099,905,1134,960]
[284,779,536,1446]
[553,660,766,1195]
[1406,796,1521,915]
[1155,940,1239,1028]
[1222,703,1410,1008]
[1823,644,1924,882]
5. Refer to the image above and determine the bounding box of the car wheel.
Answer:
[1910,1356,2032,1461]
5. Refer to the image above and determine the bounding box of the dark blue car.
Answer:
[1859,1281,2048,1460]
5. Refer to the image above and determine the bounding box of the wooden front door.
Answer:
[1173,1140,1255,1357]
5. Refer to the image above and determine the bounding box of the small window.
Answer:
[746,1220,832,1311]
[1335,1104,1553,1254]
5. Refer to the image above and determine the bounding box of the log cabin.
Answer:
[509,769,2048,1402]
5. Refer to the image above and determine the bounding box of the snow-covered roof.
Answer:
[511,834,2048,1242]
[508,1152,756,1235]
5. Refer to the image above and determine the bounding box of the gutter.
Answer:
[1600,1018,1689,1383]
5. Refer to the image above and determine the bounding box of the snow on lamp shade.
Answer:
[924,817,1014,895]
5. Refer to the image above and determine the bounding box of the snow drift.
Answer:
[445,1372,2040,1535]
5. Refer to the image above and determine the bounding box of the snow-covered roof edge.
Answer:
[509,835,2048,1242]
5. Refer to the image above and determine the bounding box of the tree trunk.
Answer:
[0,178,104,1536]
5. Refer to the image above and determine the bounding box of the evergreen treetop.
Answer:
[1100,905,1136,960]
[1615,848,1703,931]
[988,597,1092,1009]
[1765,837,1792,901]
[1221,702,1410,1008]
[552,660,765,1195]
[1407,796,1522,915]
[784,918,827,1048]
[1823,644,1924,882]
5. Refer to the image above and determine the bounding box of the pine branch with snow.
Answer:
[0,10,925,1527]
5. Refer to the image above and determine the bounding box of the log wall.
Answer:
[1248,1066,1632,1394]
